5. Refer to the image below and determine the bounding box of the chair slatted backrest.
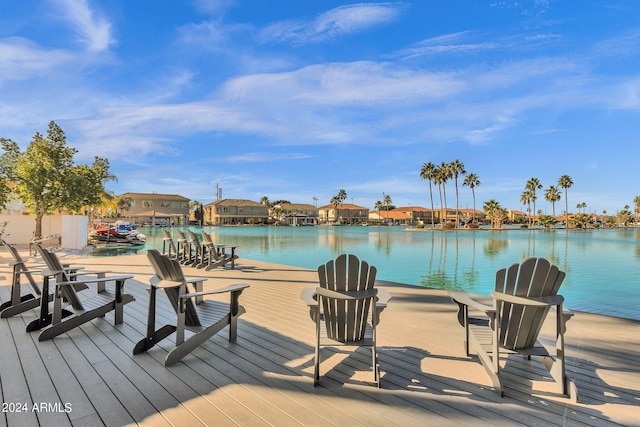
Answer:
[317,254,377,342]
[146,249,200,327]
[3,240,40,294]
[161,229,178,256]
[201,231,223,262]
[35,244,84,309]
[495,257,565,350]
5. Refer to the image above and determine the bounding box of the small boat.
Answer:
[89,221,147,246]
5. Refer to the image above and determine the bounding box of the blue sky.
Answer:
[1,1,640,214]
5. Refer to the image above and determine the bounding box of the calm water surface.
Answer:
[90,225,640,321]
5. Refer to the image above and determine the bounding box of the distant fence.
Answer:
[0,214,62,245]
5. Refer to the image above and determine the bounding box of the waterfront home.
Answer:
[369,209,412,225]
[273,203,318,226]
[203,199,269,225]
[119,192,190,226]
[318,203,369,224]
[392,206,434,225]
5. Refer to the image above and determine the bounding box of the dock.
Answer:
[1,251,638,426]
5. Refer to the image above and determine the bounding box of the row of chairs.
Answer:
[161,229,238,270]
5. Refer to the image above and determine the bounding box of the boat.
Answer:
[89,221,147,246]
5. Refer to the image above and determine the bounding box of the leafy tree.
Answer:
[449,159,466,227]
[633,195,640,221]
[1,121,115,239]
[419,162,437,227]
[190,200,204,224]
[483,199,507,229]
[115,195,133,217]
[463,172,480,224]
[537,214,558,228]
[439,161,452,222]
[617,205,633,227]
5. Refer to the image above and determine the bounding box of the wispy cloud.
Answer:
[0,37,71,84]
[260,2,406,44]
[223,152,312,163]
[51,0,114,52]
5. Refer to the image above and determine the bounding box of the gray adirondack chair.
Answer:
[29,244,134,341]
[1,240,48,318]
[449,257,578,401]
[161,228,180,259]
[133,249,249,366]
[200,231,238,270]
[301,254,391,387]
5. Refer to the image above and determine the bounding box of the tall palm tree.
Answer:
[432,165,445,225]
[526,178,543,227]
[334,189,347,223]
[558,175,573,227]
[449,159,466,227]
[544,185,562,228]
[439,161,452,224]
[520,189,533,226]
[383,192,392,223]
[463,173,480,224]
[419,162,437,227]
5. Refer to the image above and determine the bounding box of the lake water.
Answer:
[90,225,640,321]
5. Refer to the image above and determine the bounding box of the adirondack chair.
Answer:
[449,257,578,401]
[133,249,250,366]
[176,230,193,265]
[28,244,135,341]
[200,231,238,270]
[1,240,48,318]
[161,229,179,259]
[301,254,391,387]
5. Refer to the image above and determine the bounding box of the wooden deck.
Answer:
[1,250,638,426]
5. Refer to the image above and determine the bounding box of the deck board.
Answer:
[1,250,639,426]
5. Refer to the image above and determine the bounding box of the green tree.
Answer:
[558,175,573,227]
[449,159,466,227]
[419,162,437,227]
[1,121,115,239]
[115,195,133,217]
[483,199,507,229]
[544,185,562,228]
[463,173,480,224]
[190,200,204,224]
[617,205,633,227]
[633,195,640,221]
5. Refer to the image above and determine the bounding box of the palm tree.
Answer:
[520,189,533,227]
[439,161,452,224]
[332,189,347,223]
[483,199,506,229]
[449,159,466,227]
[432,165,445,225]
[558,175,573,227]
[419,162,437,227]
[544,186,562,228]
[383,192,392,223]
[526,178,543,227]
[463,173,480,224]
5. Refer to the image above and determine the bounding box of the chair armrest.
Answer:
[492,292,564,307]
[449,290,494,312]
[53,275,134,287]
[181,283,249,299]
[301,287,318,305]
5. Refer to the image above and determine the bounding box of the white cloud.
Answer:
[0,37,71,84]
[51,0,114,52]
[260,2,406,44]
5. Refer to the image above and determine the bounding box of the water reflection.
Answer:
[88,225,640,320]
